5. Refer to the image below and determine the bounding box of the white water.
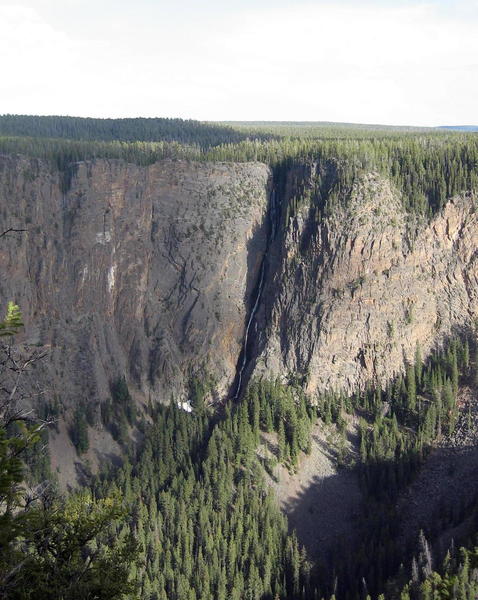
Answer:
[233,188,277,399]
[234,260,265,399]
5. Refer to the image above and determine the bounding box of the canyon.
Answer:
[0,153,477,481]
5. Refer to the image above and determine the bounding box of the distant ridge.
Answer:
[438,125,478,132]
[220,120,434,132]
[0,114,275,147]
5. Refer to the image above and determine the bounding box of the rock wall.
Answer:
[1,154,477,412]
[254,167,478,396]
[0,155,271,412]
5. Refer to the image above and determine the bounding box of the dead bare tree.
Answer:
[0,228,27,239]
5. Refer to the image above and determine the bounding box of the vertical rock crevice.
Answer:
[231,184,281,399]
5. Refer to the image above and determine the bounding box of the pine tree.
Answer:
[451,349,459,396]
[406,364,417,412]
[415,343,423,388]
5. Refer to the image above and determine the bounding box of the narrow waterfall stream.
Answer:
[233,188,278,399]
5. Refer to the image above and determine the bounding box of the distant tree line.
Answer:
[0,114,275,147]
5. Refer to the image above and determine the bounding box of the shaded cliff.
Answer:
[0,155,270,415]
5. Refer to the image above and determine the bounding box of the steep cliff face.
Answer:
[254,167,478,395]
[1,154,477,412]
[0,155,270,412]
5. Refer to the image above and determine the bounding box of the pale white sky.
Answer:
[0,0,477,126]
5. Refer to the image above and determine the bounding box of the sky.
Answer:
[0,0,477,126]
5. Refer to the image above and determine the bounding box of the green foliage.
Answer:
[1,120,477,219]
[355,337,468,501]
[101,377,136,444]
[0,302,23,337]
[397,545,478,600]
[0,306,138,599]
[111,377,136,424]
[325,336,472,600]
[0,303,36,557]
[243,379,315,467]
[0,425,29,546]
[92,388,314,600]
[70,404,89,455]
[21,424,51,484]
[2,118,478,599]
[218,120,441,138]
[3,492,139,600]
[0,114,274,147]
[188,373,216,413]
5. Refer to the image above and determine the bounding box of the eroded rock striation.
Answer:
[0,155,270,413]
[254,166,478,396]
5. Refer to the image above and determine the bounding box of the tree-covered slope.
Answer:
[84,333,478,600]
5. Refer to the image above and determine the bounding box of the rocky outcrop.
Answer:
[254,167,478,396]
[0,155,271,410]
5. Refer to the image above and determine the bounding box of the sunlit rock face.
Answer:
[253,167,478,397]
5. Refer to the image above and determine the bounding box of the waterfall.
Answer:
[233,187,278,399]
